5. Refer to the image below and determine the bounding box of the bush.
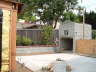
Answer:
[92,30,96,39]
[41,41,54,45]
[22,36,33,46]
[33,41,41,45]
[41,25,53,45]
[16,35,22,46]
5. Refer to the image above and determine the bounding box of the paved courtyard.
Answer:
[16,53,96,72]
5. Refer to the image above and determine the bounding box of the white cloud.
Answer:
[78,0,96,12]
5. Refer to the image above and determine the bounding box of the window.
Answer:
[0,9,3,70]
[64,30,69,36]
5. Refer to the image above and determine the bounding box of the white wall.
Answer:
[74,23,92,40]
[59,21,92,40]
[59,21,74,38]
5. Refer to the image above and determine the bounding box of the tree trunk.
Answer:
[53,19,58,29]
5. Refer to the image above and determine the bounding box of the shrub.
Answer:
[33,41,41,45]
[22,36,33,46]
[41,25,53,45]
[16,35,22,46]
[92,30,96,39]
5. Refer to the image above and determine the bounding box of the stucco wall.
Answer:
[76,40,96,57]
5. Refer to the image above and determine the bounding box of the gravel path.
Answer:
[16,53,96,72]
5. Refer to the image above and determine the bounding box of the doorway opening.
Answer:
[61,38,73,52]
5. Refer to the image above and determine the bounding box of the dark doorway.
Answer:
[61,38,73,51]
[0,9,3,70]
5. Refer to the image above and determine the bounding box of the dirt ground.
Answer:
[16,53,96,72]
[16,61,33,72]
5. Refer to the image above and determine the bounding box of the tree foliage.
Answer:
[92,30,96,39]
[41,25,53,45]
[85,11,96,29]
[62,11,82,23]
[20,0,78,28]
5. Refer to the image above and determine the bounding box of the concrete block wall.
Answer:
[59,21,92,40]
[74,23,92,40]
[59,21,74,38]
[59,21,92,52]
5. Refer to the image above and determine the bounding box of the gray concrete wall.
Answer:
[59,21,92,40]
[74,23,92,40]
[16,47,56,54]
[59,21,74,38]
[59,20,92,52]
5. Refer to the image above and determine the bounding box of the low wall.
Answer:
[16,46,56,55]
[76,40,96,57]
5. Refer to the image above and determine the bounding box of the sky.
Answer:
[78,0,96,12]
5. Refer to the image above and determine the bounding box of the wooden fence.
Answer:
[17,29,59,42]
[76,40,96,57]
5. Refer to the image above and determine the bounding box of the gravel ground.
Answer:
[16,53,96,72]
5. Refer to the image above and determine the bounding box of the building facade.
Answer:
[59,20,92,52]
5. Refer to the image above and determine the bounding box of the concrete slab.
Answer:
[16,53,96,72]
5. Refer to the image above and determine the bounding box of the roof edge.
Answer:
[2,0,23,13]
[3,0,23,5]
